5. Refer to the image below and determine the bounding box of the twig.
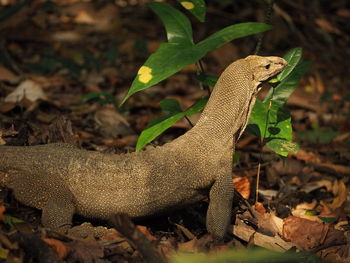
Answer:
[253,0,277,203]
[0,41,23,75]
[110,214,166,263]
[235,189,258,219]
[256,87,275,204]
[195,60,211,96]
[185,116,194,127]
[254,0,276,55]
[310,241,347,254]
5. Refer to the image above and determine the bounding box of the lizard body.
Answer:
[0,56,286,239]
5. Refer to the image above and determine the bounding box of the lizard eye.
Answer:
[265,64,271,70]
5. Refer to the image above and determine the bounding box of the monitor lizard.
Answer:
[0,55,287,239]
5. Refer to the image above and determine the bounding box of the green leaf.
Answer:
[27,49,83,77]
[82,92,117,105]
[159,98,182,114]
[196,73,218,87]
[266,139,299,156]
[184,97,208,116]
[196,23,272,52]
[177,0,206,22]
[136,97,208,151]
[296,129,340,144]
[305,209,317,216]
[3,215,25,227]
[147,2,193,44]
[318,216,337,224]
[121,22,272,105]
[253,48,309,156]
[121,43,204,105]
[171,248,300,263]
[277,47,303,81]
[264,61,311,105]
[136,112,184,152]
[248,99,297,156]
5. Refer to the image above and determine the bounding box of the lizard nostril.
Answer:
[265,64,271,69]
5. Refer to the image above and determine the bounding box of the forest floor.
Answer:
[0,0,349,262]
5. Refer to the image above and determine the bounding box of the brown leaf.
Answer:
[67,240,103,263]
[66,2,119,31]
[253,202,266,215]
[0,66,19,83]
[315,18,340,34]
[282,216,346,250]
[43,238,70,260]
[233,220,294,252]
[174,223,196,240]
[47,116,80,146]
[321,180,347,210]
[293,149,321,162]
[318,162,350,175]
[337,8,350,18]
[136,225,157,241]
[233,177,250,199]
[177,238,198,253]
[5,80,47,103]
[292,200,322,223]
[308,73,325,94]
[99,232,122,240]
[94,105,134,139]
[0,102,16,113]
[0,205,5,221]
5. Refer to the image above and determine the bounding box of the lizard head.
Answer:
[234,55,287,140]
[245,55,287,84]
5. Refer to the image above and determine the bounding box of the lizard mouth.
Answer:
[256,82,264,93]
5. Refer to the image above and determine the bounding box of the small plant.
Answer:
[121,1,309,156]
[248,48,310,156]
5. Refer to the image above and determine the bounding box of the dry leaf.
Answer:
[99,232,122,240]
[67,2,119,31]
[5,80,47,103]
[233,177,250,199]
[174,223,196,240]
[94,106,134,139]
[177,238,198,253]
[318,162,350,175]
[308,73,325,94]
[0,102,16,113]
[67,240,103,263]
[315,18,340,34]
[321,180,347,210]
[337,8,350,18]
[282,216,346,250]
[253,202,266,215]
[43,238,70,259]
[291,199,319,222]
[52,31,82,42]
[136,225,157,241]
[257,189,278,200]
[0,66,19,83]
[293,149,321,162]
[0,205,5,221]
[233,220,294,252]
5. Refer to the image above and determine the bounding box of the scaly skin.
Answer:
[0,56,287,239]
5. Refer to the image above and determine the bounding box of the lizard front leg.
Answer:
[41,194,75,232]
[206,173,234,240]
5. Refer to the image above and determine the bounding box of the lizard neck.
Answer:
[188,61,255,146]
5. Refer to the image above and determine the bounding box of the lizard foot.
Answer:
[67,223,117,239]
